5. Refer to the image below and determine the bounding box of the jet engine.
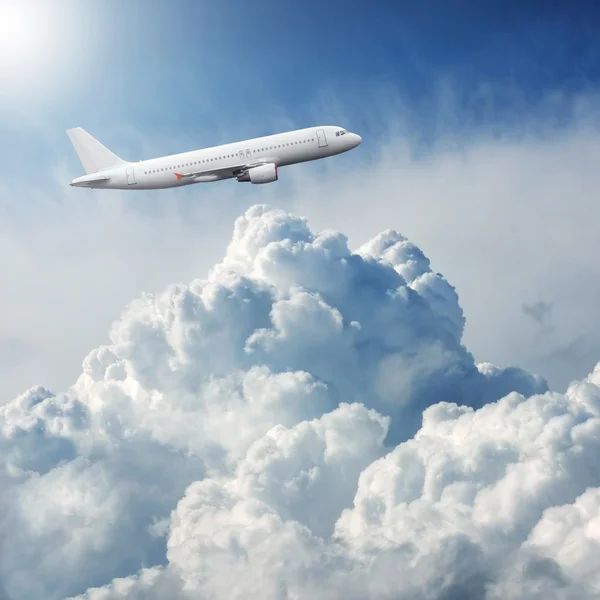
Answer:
[237,163,278,184]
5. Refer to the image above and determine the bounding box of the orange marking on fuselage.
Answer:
[175,173,184,181]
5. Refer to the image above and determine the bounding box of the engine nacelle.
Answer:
[237,163,278,184]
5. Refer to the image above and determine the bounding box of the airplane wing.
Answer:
[174,159,271,182]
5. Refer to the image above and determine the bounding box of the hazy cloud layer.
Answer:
[1,205,598,599]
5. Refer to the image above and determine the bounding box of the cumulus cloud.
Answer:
[76,357,600,600]
[1,205,598,600]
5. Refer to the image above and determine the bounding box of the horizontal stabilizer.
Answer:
[70,173,111,187]
[66,127,126,174]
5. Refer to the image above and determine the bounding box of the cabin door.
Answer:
[126,167,136,185]
[316,129,328,147]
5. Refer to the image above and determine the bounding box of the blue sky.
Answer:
[3,0,600,159]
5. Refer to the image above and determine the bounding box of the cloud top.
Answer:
[4,204,597,600]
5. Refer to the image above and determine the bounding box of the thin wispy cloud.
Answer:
[522,299,553,327]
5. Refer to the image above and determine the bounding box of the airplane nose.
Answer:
[352,133,362,147]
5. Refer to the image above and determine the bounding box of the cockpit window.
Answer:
[335,130,347,137]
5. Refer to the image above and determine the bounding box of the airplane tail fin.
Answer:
[66,127,127,174]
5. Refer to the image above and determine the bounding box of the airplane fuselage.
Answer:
[69,125,361,190]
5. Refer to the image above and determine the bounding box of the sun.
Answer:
[0,4,28,47]
[0,1,101,106]
[0,0,72,99]
[0,2,45,64]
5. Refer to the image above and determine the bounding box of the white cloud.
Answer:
[71,355,600,600]
[1,203,598,599]
[488,487,600,599]
[233,402,389,537]
[66,568,185,600]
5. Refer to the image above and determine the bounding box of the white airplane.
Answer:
[67,125,362,190]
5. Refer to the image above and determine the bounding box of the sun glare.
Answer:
[0,0,87,102]
[0,2,46,65]
[0,4,29,44]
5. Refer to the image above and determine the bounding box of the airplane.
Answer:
[67,125,362,190]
